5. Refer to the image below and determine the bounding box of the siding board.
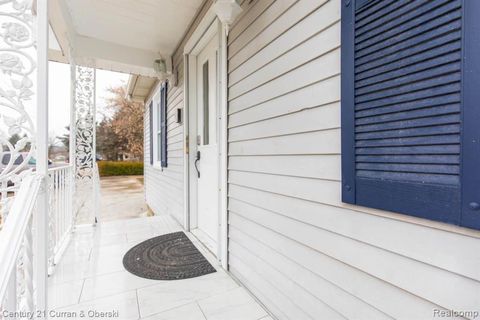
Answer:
[229,102,339,142]
[229,0,340,86]
[229,184,480,282]
[228,0,275,45]
[228,232,392,320]
[229,214,460,320]
[229,0,330,71]
[229,198,480,314]
[229,48,340,112]
[230,240,345,320]
[229,129,341,156]
[229,17,340,98]
[228,0,297,62]
[229,257,308,320]
[228,154,341,181]
[229,76,340,126]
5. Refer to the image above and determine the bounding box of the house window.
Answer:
[202,61,210,145]
[151,82,168,167]
[341,0,480,230]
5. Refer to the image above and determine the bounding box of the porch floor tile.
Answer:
[140,302,206,320]
[197,287,268,320]
[48,215,270,320]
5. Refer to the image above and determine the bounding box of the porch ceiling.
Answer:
[127,75,158,103]
[49,0,205,76]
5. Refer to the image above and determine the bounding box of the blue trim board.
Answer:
[341,0,356,204]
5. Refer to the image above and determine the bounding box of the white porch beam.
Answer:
[73,36,160,77]
[48,0,76,57]
[49,49,68,64]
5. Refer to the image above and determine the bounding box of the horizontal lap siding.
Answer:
[227,0,480,319]
[144,62,184,224]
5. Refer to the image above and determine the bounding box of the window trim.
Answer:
[150,87,163,167]
[341,0,356,205]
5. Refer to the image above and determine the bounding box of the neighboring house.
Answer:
[128,0,480,319]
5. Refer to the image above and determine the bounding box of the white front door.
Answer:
[193,35,219,254]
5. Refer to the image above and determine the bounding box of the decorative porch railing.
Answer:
[0,165,80,317]
[0,0,91,316]
[0,174,43,319]
[48,165,74,272]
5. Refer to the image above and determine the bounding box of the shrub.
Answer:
[97,161,144,177]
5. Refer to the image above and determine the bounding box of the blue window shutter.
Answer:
[341,0,480,230]
[149,101,154,165]
[461,0,480,230]
[160,82,168,168]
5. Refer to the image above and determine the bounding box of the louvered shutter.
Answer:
[341,0,480,230]
[160,82,168,168]
[149,101,154,165]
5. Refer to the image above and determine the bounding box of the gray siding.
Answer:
[144,62,184,224]
[227,0,480,319]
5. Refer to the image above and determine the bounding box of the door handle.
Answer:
[194,151,201,178]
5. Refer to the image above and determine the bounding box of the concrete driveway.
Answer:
[98,175,148,222]
[76,175,148,224]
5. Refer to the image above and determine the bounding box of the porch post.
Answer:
[68,56,78,226]
[35,0,49,312]
[213,0,242,270]
[72,65,97,223]
[219,23,229,270]
[69,59,76,180]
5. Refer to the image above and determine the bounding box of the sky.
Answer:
[48,62,130,142]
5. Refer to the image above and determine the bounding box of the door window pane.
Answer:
[203,61,209,145]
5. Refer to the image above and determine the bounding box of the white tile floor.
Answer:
[48,215,270,320]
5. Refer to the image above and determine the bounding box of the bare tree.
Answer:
[105,86,144,161]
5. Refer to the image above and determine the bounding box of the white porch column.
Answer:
[0,0,49,312]
[213,0,242,270]
[35,0,49,312]
[69,59,76,179]
[72,65,97,223]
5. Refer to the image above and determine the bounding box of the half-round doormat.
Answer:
[123,231,216,280]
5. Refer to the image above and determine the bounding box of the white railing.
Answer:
[0,174,43,318]
[48,165,74,271]
[0,178,23,229]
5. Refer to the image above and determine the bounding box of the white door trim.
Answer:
[183,12,228,269]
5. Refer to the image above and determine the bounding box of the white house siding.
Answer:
[226,1,480,320]
[144,69,184,224]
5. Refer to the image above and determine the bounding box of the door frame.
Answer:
[183,11,228,269]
